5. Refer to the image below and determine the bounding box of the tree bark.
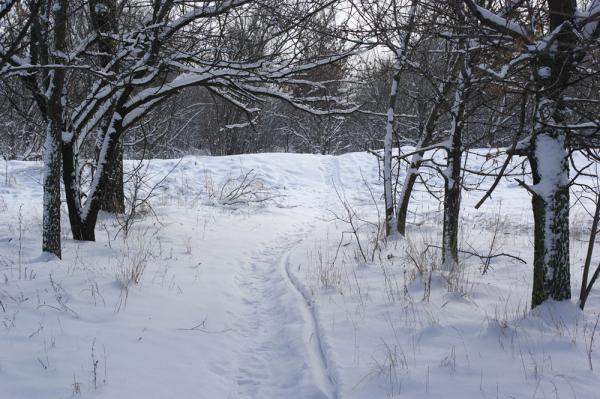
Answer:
[529,129,571,307]
[396,99,444,235]
[578,193,600,309]
[41,0,68,258]
[527,0,576,307]
[62,140,96,241]
[384,70,401,236]
[42,121,62,257]
[90,0,125,214]
[99,139,125,214]
[441,64,468,270]
[396,56,460,235]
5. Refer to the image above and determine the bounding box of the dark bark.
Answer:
[99,139,125,214]
[441,70,468,269]
[396,100,444,235]
[579,193,600,309]
[90,0,125,214]
[441,134,462,269]
[396,171,418,236]
[63,116,126,242]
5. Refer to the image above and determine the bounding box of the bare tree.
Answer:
[351,0,419,235]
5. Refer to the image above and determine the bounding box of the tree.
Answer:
[464,0,600,307]
[351,0,419,235]
[5,0,361,251]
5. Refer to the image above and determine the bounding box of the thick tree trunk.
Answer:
[91,0,124,215]
[71,219,96,241]
[62,140,96,241]
[63,109,125,242]
[527,0,575,307]
[99,138,125,214]
[77,112,126,241]
[529,130,571,307]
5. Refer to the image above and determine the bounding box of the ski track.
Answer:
[229,156,341,399]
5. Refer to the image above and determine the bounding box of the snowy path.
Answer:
[230,226,334,399]
[225,156,341,398]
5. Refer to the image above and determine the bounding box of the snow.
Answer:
[94,3,108,14]
[473,4,530,38]
[532,133,569,199]
[537,66,552,79]
[0,151,598,398]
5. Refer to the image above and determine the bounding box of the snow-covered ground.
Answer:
[0,151,598,399]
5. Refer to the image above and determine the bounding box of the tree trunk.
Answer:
[41,0,68,258]
[62,140,96,241]
[527,0,575,307]
[42,122,62,257]
[396,103,441,235]
[578,192,600,309]
[441,141,462,270]
[396,57,461,235]
[396,166,419,236]
[78,111,127,241]
[529,130,571,307]
[441,66,468,270]
[384,70,401,236]
[92,0,124,214]
[99,138,125,213]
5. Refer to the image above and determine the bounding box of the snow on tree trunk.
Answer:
[80,109,126,241]
[381,0,418,237]
[384,70,400,236]
[396,96,444,235]
[62,138,96,241]
[92,0,124,215]
[441,66,468,272]
[529,117,571,307]
[396,152,421,236]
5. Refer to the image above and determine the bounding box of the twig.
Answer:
[425,244,526,264]
[176,317,231,334]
